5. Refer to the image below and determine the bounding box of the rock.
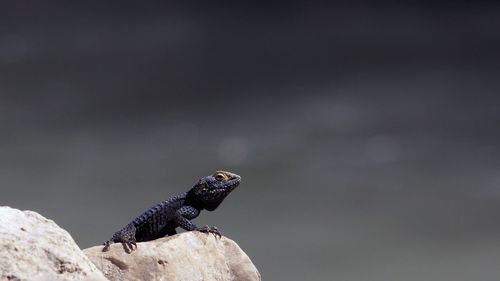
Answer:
[0,206,108,281]
[84,232,261,281]
[0,206,259,281]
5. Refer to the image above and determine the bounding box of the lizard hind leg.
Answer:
[102,224,137,253]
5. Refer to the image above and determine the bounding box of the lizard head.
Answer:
[190,171,241,211]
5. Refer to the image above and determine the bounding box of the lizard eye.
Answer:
[214,172,226,181]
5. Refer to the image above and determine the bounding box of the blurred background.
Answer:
[1,1,500,280]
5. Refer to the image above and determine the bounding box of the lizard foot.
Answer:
[121,240,137,253]
[198,225,222,239]
[102,241,112,252]
[102,224,137,253]
[102,240,137,253]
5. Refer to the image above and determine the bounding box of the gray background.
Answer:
[1,2,500,280]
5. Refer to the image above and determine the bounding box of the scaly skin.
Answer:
[102,171,241,252]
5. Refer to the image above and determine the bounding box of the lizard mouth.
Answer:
[209,176,241,198]
[225,176,241,190]
[216,177,240,192]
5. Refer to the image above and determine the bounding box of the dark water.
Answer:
[1,3,500,280]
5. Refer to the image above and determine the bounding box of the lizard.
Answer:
[102,170,241,252]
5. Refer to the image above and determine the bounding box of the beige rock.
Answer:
[0,206,108,281]
[84,232,261,281]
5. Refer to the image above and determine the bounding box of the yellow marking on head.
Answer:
[213,171,230,181]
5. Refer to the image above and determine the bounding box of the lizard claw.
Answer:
[198,225,222,239]
[210,226,222,239]
[126,241,137,251]
[102,241,111,252]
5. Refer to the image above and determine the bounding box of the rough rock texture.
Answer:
[84,232,261,281]
[0,206,108,281]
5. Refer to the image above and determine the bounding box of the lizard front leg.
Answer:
[175,206,222,238]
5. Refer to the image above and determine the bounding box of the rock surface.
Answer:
[0,206,259,281]
[84,232,261,281]
[0,206,108,281]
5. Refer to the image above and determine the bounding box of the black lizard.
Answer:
[102,170,241,252]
